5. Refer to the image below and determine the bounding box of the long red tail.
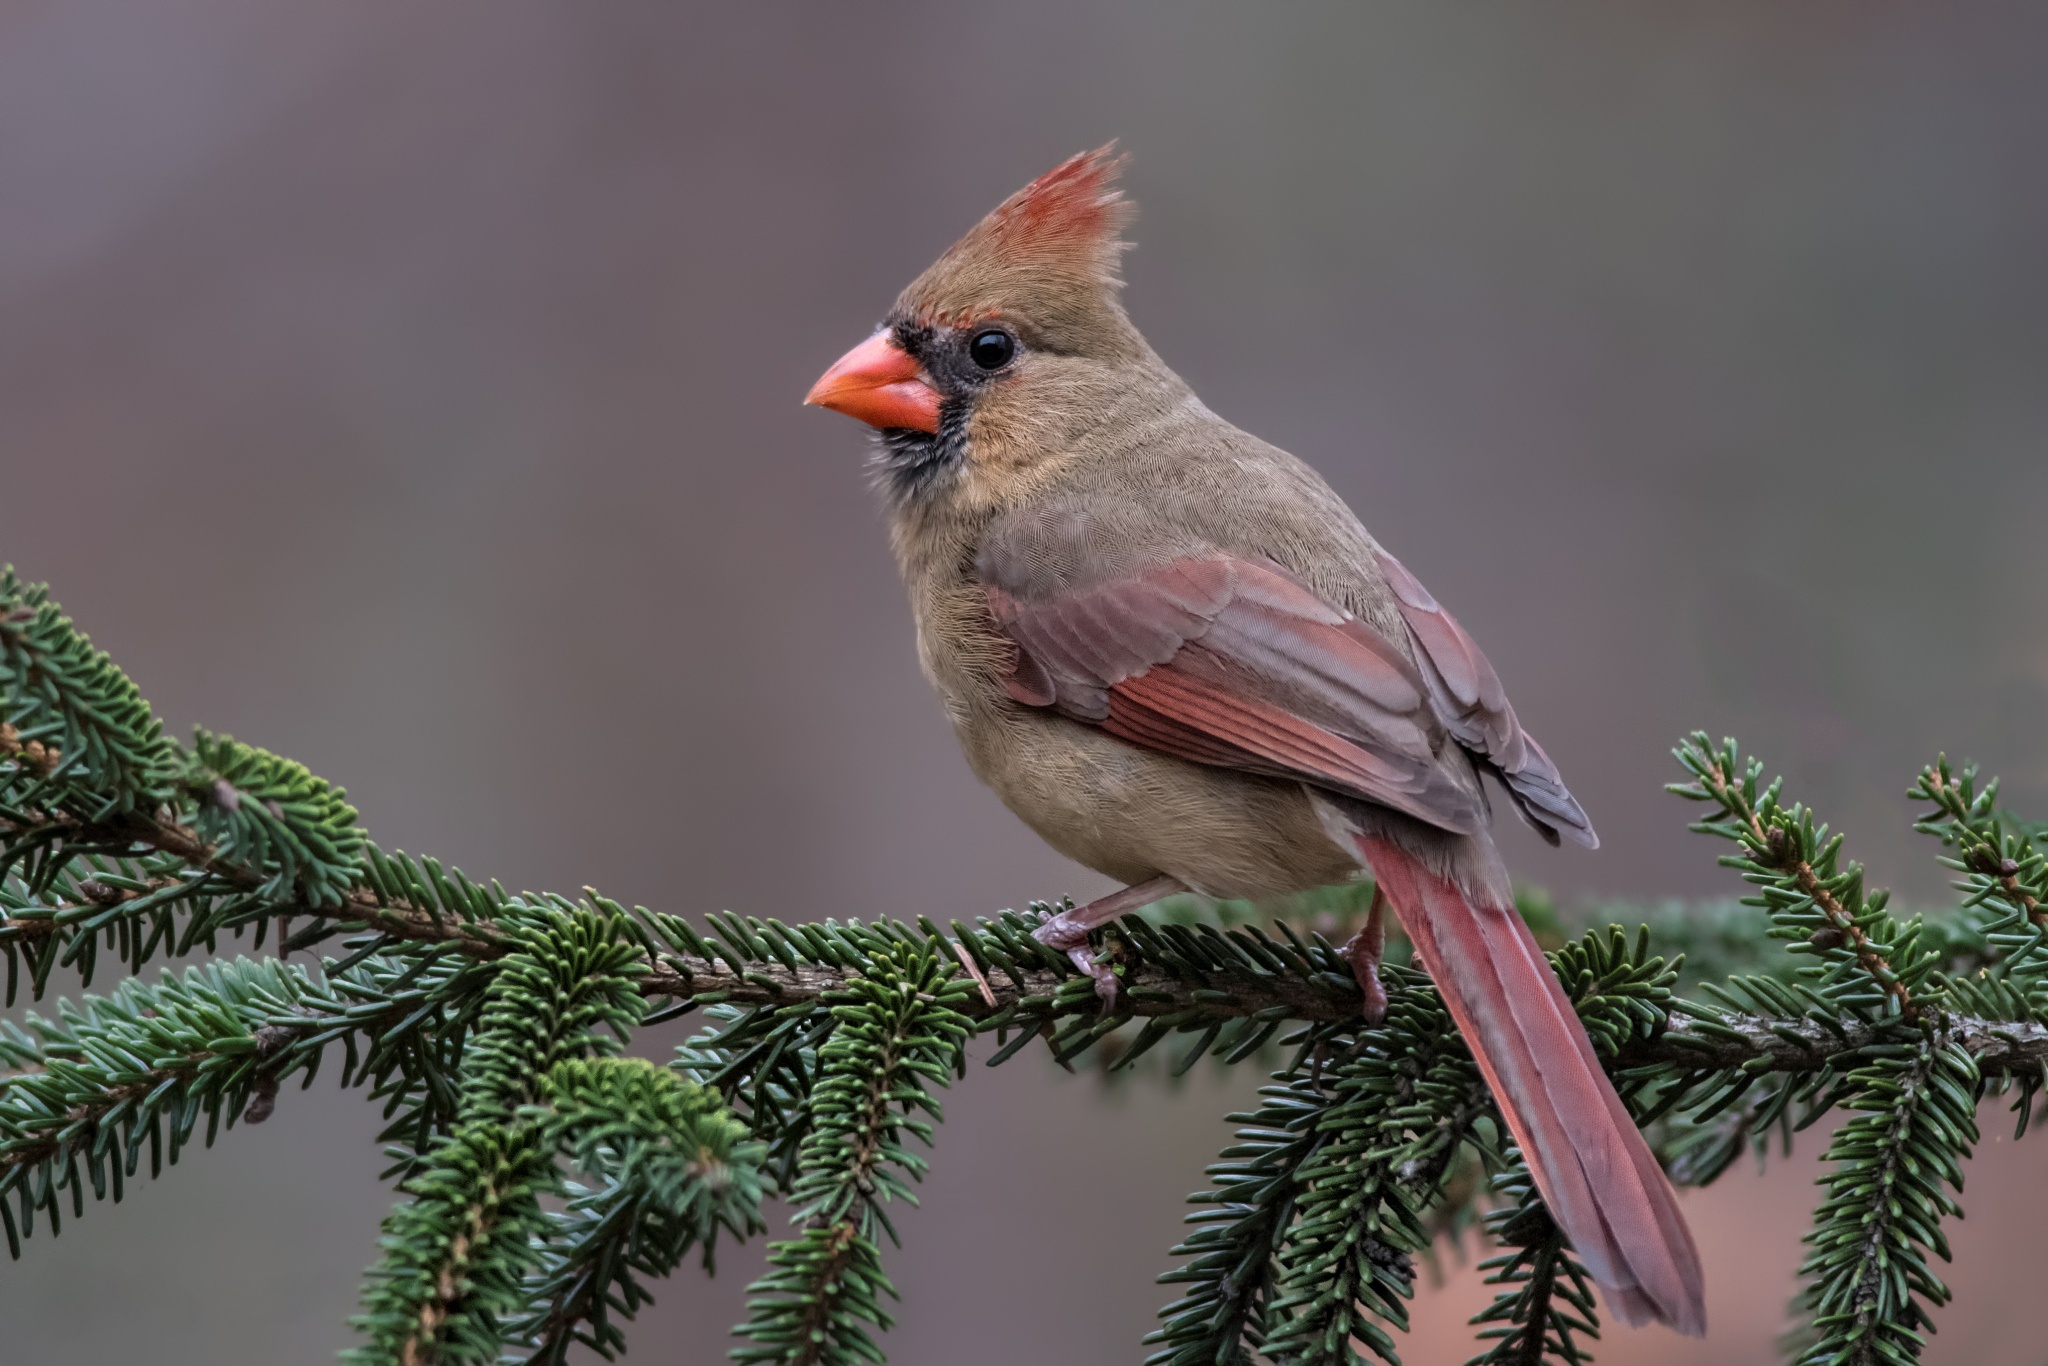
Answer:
[1359,836,1706,1335]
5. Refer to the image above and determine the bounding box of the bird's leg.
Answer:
[1033,875,1187,1005]
[1339,883,1390,1024]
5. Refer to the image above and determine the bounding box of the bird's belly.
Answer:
[960,707,1362,901]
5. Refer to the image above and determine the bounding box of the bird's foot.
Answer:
[1033,913,1121,1006]
[1031,875,1187,1011]
[1339,883,1391,1025]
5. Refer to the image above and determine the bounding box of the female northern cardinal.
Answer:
[804,146,1704,1335]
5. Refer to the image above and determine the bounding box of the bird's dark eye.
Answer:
[968,329,1015,370]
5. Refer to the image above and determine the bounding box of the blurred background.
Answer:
[4,2,2047,1362]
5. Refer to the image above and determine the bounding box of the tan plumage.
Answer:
[807,145,1704,1335]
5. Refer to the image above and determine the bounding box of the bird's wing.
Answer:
[1372,549,1597,848]
[983,549,1487,835]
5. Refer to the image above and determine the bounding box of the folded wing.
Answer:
[1374,549,1597,848]
[983,548,1483,833]
[983,538,1593,848]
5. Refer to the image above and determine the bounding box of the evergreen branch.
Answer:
[1258,981,1482,1366]
[674,997,836,1194]
[1672,739,1984,1363]
[1146,1070,1326,1366]
[649,904,1368,1024]
[1911,758,2048,975]
[0,808,505,989]
[0,574,362,920]
[5,797,2018,1043]
[34,878,2025,1282]
[180,729,365,908]
[1793,1031,1977,1366]
[0,958,310,1254]
[0,948,496,1254]
[348,913,648,1366]
[0,569,181,818]
[512,1057,767,1364]
[364,1120,557,1366]
[1155,924,1673,1366]
[452,914,648,1125]
[9,562,2046,1366]
[1464,1168,1599,1366]
[1655,1072,1804,1189]
[1139,1016,1485,1366]
[733,938,972,1366]
[1629,1006,2048,1073]
[1671,733,1935,1020]
[660,918,2048,1074]
[13,804,1356,1023]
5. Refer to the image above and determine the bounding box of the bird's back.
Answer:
[990,371,1410,648]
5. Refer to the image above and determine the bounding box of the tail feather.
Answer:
[1358,835,1706,1336]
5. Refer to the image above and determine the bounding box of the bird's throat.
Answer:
[868,403,969,509]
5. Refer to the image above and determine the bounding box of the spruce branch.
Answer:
[660,912,2048,1080]
[348,912,649,1366]
[180,729,365,908]
[1671,733,1928,1020]
[373,1121,557,1366]
[512,1057,767,1364]
[675,997,837,1193]
[733,937,972,1366]
[13,568,2048,1366]
[1151,923,1677,1366]
[1793,1031,1977,1366]
[1912,758,2048,976]
[1146,1069,1327,1366]
[0,957,307,1252]
[1464,1168,1598,1366]
[0,950,498,1255]
[1671,736,1984,1364]
[0,806,505,995]
[1259,982,1486,1366]
[0,569,181,819]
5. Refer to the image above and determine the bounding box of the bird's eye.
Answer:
[968,329,1016,370]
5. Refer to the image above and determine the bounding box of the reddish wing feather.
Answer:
[985,553,1484,834]
[1374,548,1598,848]
[1108,663,1470,829]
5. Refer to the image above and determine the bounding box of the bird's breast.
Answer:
[958,703,1364,899]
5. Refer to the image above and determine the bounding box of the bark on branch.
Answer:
[654,949,2048,1077]
[18,805,2048,1080]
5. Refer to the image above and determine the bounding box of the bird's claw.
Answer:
[1070,948,1121,1008]
[1028,878,1183,1014]
[1343,941,1388,1025]
[1034,911,1121,1010]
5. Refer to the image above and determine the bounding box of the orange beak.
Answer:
[804,331,941,434]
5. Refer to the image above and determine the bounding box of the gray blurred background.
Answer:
[5,2,2047,1362]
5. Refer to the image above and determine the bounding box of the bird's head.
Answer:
[806,145,1159,509]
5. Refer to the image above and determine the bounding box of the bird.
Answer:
[802,145,1705,1337]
